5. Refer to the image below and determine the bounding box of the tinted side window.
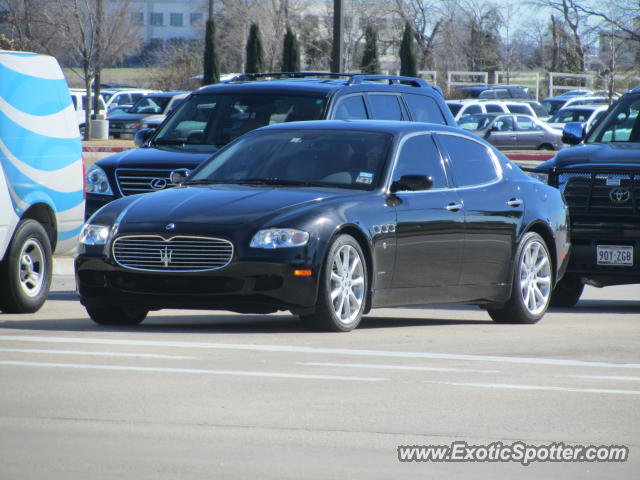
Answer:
[393,134,448,189]
[437,134,498,187]
[404,93,446,124]
[464,105,482,115]
[485,104,504,113]
[368,94,404,120]
[507,104,530,114]
[333,95,368,120]
[516,115,540,131]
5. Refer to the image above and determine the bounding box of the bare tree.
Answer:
[393,0,445,69]
[573,1,640,44]
[0,0,61,51]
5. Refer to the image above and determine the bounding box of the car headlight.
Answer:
[124,121,140,130]
[250,229,309,249]
[79,224,111,245]
[528,171,549,184]
[86,164,114,195]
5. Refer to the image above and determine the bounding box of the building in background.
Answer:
[131,0,207,49]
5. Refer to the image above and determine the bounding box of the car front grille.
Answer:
[116,169,175,195]
[112,235,233,272]
[559,172,640,220]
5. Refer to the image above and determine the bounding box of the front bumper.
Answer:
[75,253,319,314]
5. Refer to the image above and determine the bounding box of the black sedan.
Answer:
[76,121,570,331]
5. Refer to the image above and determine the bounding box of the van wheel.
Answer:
[86,305,148,325]
[0,219,52,313]
[488,232,552,324]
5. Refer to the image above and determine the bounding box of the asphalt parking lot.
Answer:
[0,271,638,479]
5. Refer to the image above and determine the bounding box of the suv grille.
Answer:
[116,169,175,195]
[113,235,233,272]
[559,172,640,219]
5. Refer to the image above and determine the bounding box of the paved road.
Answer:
[1,275,639,479]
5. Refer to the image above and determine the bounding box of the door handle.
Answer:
[446,202,463,212]
[507,198,523,207]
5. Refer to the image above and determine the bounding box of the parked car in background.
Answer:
[69,88,107,135]
[85,72,455,219]
[458,113,564,150]
[447,99,509,121]
[108,91,188,138]
[541,95,612,116]
[102,88,158,112]
[531,87,640,308]
[0,51,84,313]
[76,120,569,330]
[546,105,608,131]
[460,85,532,99]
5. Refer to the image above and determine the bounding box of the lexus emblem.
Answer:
[609,187,631,204]
[150,177,168,190]
[159,246,173,267]
[165,223,175,230]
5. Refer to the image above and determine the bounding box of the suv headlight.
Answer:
[528,171,549,184]
[124,121,140,130]
[79,224,111,245]
[250,229,309,249]
[86,164,113,195]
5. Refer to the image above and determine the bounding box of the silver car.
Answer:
[458,113,564,150]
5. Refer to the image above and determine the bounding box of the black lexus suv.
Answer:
[532,87,640,306]
[85,72,455,219]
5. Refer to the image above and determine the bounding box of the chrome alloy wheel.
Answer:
[518,239,552,316]
[18,238,46,298]
[329,244,365,325]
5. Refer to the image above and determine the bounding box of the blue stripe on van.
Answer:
[0,111,81,171]
[58,225,83,242]
[0,64,72,116]
[1,160,83,212]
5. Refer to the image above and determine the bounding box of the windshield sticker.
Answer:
[290,137,302,143]
[356,172,373,184]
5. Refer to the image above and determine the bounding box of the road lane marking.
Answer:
[0,348,196,360]
[425,380,640,396]
[298,362,500,374]
[0,361,385,382]
[560,374,640,382]
[1,335,639,369]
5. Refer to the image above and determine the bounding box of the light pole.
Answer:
[331,0,343,73]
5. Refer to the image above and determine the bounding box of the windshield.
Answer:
[458,114,493,131]
[586,95,640,143]
[187,129,392,190]
[541,99,565,116]
[129,96,171,114]
[549,109,593,124]
[152,93,327,152]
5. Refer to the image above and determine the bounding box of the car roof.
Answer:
[145,91,188,98]
[252,119,463,136]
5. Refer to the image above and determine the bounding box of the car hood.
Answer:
[96,146,214,170]
[108,112,148,121]
[552,143,640,169]
[110,184,360,229]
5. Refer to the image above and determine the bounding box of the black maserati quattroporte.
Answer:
[76,121,570,331]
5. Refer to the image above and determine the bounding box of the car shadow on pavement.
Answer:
[551,299,640,313]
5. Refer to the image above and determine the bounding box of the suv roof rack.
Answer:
[225,71,431,88]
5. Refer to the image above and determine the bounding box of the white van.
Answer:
[0,51,85,313]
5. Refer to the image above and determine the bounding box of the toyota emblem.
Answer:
[150,177,168,190]
[609,187,631,204]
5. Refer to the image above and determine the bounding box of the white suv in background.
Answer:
[101,88,158,112]
[446,99,509,121]
[69,88,107,134]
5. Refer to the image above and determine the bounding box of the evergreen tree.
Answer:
[399,22,417,77]
[360,24,381,74]
[281,26,301,72]
[203,18,220,85]
[245,23,265,73]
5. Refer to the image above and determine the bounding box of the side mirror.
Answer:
[390,174,433,193]
[562,122,585,145]
[134,127,154,147]
[170,168,191,186]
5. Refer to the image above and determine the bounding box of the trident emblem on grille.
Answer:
[159,246,173,267]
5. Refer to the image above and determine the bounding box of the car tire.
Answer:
[86,305,148,326]
[0,219,52,314]
[538,143,554,150]
[488,232,552,324]
[301,234,368,332]
[550,275,584,308]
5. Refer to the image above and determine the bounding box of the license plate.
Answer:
[597,245,633,266]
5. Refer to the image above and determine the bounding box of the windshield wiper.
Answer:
[237,178,331,187]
